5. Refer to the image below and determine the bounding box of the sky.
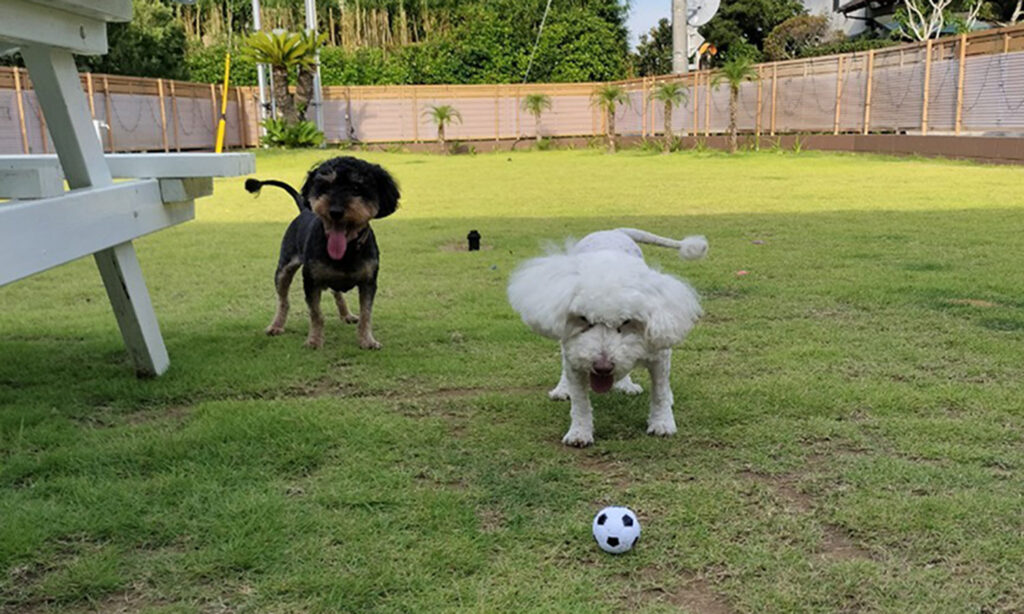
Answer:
[626,0,670,49]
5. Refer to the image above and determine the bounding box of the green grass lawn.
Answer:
[2,148,1023,613]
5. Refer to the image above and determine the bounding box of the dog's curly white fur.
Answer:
[508,228,706,447]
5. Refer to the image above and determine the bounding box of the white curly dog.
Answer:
[508,228,707,447]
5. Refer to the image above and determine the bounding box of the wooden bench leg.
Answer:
[94,242,170,377]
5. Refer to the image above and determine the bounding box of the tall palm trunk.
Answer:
[272,65,297,123]
[438,122,446,154]
[729,86,739,153]
[663,102,673,153]
[296,67,314,122]
[535,115,542,142]
[606,109,616,153]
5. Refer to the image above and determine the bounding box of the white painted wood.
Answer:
[20,46,113,187]
[0,0,110,55]
[0,166,64,199]
[94,243,170,376]
[0,180,193,286]
[159,177,213,203]
[27,0,133,23]
[0,153,254,181]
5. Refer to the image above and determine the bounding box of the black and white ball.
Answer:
[592,506,641,554]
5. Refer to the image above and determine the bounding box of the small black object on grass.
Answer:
[467,230,481,251]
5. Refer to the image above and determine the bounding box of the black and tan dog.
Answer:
[245,156,399,350]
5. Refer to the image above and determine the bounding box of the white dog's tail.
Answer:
[616,228,709,261]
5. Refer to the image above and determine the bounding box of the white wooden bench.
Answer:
[0,1,255,376]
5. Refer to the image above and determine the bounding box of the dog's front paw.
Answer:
[646,418,677,437]
[359,337,382,350]
[265,325,285,336]
[613,379,643,395]
[548,384,570,401]
[562,428,594,447]
[304,337,324,349]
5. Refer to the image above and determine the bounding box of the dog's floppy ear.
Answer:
[370,163,400,218]
[640,269,702,349]
[508,254,580,340]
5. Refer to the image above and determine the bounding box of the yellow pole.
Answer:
[214,51,232,153]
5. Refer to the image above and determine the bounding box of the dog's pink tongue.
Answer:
[326,230,348,260]
[589,373,614,394]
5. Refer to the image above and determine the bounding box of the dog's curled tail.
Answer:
[616,228,708,261]
[244,178,307,212]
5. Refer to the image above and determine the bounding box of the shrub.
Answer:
[260,119,324,148]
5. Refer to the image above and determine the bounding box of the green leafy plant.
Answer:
[521,94,553,143]
[240,30,307,123]
[590,84,630,153]
[422,104,462,154]
[712,56,759,153]
[650,81,689,153]
[791,133,806,153]
[260,118,325,148]
[535,137,555,151]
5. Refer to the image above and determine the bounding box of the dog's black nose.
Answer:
[329,210,344,221]
[592,358,615,377]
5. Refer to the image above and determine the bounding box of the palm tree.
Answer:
[712,56,759,153]
[295,31,329,122]
[650,82,689,153]
[241,30,308,124]
[521,93,553,143]
[591,84,630,153]
[423,104,462,153]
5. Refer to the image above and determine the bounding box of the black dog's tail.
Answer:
[244,178,307,212]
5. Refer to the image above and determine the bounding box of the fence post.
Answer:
[85,72,96,118]
[704,70,711,137]
[236,86,247,148]
[102,75,115,152]
[641,77,648,137]
[863,50,875,135]
[921,39,932,135]
[833,55,844,135]
[515,86,521,137]
[1003,33,1010,53]
[170,81,180,151]
[755,67,762,137]
[35,98,48,153]
[770,63,778,136]
[12,67,29,154]
[157,78,169,153]
[412,87,419,143]
[692,72,699,137]
[209,83,218,147]
[955,34,967,135]
[495,84,500,141]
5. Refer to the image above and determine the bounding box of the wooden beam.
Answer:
[833,55,845,135]
[641,77,647,137]
[955,34,967,135]
[12,67,29,154]
[770,63,778,136]
[157,78,169,153]
[921,39,933,135]
[210,83,218,147]
[863,49,875,135]
[495,84,500,141]
[412,87,419,143]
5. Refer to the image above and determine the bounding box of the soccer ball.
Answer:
[592,506,641,554]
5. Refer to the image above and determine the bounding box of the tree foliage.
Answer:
[698,0,806,64]
[763,15,838,61]
[76,0,187,79]
[633,18,673,77]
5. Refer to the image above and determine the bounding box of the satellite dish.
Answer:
[688,0,720,27]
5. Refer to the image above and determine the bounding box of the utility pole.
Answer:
[304,0,325,139]
[672,0,689,74]
[251,0,269,133]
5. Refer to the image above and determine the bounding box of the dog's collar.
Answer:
[352,226,371,247]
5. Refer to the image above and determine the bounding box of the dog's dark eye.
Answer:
[578,316,593,330]
[617,320,632,333]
